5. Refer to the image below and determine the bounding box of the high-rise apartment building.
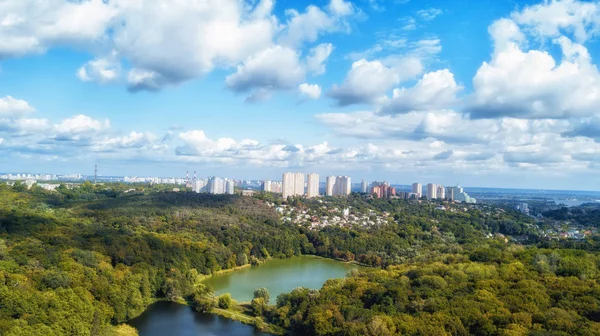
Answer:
[282,173,295,198]
[226,180,235,195]
[208,177,225,194]
[445,186,454,201]
[307,173,320,198]
[372,182,396,198]
[194,179,208,193]
[271,181,283,193]
[427,183,437,200]
[326,176,336,196]
[282,172,305,198]
[263,180,272,192]
[361,179,368,193]
[333,176,351,196]
[412,183,422,199]
[452,185,476,204]
[295,173,305,196]
[437,185,445,200]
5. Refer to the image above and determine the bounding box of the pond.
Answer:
[128,301,271,336]
[203,255,357,303]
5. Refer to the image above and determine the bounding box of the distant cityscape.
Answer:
[0,170,477,203]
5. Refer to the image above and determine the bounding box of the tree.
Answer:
[237,252,249,266]
[251,298,266,316]
[218,293,232,309]
[254,287,270,304]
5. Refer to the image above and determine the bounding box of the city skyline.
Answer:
[2,0,600,190]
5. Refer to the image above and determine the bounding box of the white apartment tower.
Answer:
[412,183,422,199]
[326,176,336,196]
[226,180,235,195]
[445,186,454,201]
[427,183,437,200]
[294,173,305,196]
[334,176,352,196]
[306,173,320,198]
[263,180,272,192]
[361,179,368,193]
[208,177,225,194]
[437,185,445,200]
[282,172,305,198]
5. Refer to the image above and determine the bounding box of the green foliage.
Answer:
[253,287,270,304]
[251,297,266,316]
[0,184,599,335]
[190,284,216,313]
[218,293,232,309]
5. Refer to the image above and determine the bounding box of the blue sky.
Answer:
[2,0,600,190]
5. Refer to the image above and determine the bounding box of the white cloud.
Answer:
[127,68,165,92]
[417,8,442,21]
[298,83,322,99]
[328,0,355,16]
[279,0,355,47]
[54,114,110,134]
[226,46,305,100]
[1,0,359,96]
[94,131,159,152]
[400,17,417,31]
[0,96,34,118]
[306,43,334,75]
[488,18,526,54]
[512,0,600,42]
[77,54,120,83]
[381,69,462,114]
[0,0,117,58]
[468,32,600,119]
[113,0,276,86]
[328,58,423,106]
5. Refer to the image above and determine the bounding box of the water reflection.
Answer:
[128,301,271,336]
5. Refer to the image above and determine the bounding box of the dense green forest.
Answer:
[543,204,600,227]
[1,183,600,335]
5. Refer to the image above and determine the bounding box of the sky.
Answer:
[1,0,600,190]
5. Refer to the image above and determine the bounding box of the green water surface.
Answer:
[203,256,357,302]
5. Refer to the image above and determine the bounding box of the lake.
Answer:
[203,255,357,303]
[129,301,271,336]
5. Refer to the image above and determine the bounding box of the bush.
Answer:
[251,297,266,316]
[253,287,270,304]
[218,293,232,309]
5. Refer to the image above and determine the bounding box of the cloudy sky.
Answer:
[1,0,600,190]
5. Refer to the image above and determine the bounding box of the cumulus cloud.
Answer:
[54,115,110,135]
[468,27,600,119]
[328,0,355,16]
[279,0,355,47]
[0,0,117,58]
[0,96,34,117]
[94,131,159,152]
[328,58,423,106]
[298,83,322,100]
[380,69,462,114]
[112,0,277,87]
[306,43,334,75]
[1,0,360,96]
[512,0,600,42]
[225,46,305,100]
[77,53,120,83]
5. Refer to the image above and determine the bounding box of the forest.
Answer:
[1,183,599,335]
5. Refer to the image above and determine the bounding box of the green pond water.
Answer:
[203,256,357,302]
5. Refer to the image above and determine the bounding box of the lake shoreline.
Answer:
[129,254,360,335]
